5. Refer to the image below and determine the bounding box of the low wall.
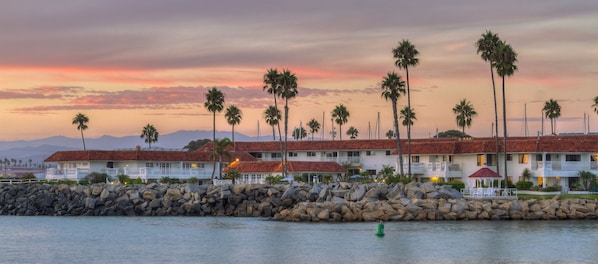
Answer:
[0,182,596,221]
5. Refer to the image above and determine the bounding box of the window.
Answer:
[592,154,597,162]
[565,155,581,162]
[506,154,512,161]
[477,154,485,166]
[366,151,375,156]
[288,152,297,157]
[546,154,552,161]
[348,151,360,157]
[367,169,376,175]
[250,152,262,159]
[385,150,392,156]
[271,153,282,159]
[307,152,316,157]
[518,154,528,164]
[325,152,338,158]
[536,154,542,161]
[145,162,154,168]
[107,162,114,168]
[442,155,452,162]
[412,156,419,162]
[486,154,495,166]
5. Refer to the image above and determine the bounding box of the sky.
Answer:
[1,0,597,141]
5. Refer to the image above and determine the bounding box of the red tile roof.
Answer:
[43,149,258,163]
[469,167,501,178]
[222,161,347,174]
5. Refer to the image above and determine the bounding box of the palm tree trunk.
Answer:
[274,95,284,174]
[490,62,500,179]
[283,101,289,178]
[272,125,276,140]
[211,112,216,180]
[406,67,413,181]
[339,124,342,140]
[502,76,508,191]
[80,129,86,150]
[392,99,404,176]
[232,125,235,151]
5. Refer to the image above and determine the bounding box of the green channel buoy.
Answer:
[376,221,385,237]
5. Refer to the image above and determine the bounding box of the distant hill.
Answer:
[0,130,269,165]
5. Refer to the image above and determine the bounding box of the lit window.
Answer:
[518,154,528,164]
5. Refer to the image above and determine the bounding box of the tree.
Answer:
[593,96,598,114]
[279,69,299,178]
[346,126,359,139]
[263,69,284,170]
[400,106,416,128]
[263,106,281,141]
[476,30,502,179]
[331,104,350,140]
[225,104,243,149]
[182,139,211,151]
[72,112,89,150]
[381,71,406,175]
[225,169,241,185]
[307,118,320,141]
[204,87,225,179]
[292,127,307,140]
[140,124,159,149]
[393,39,419,178]
[543,99,561,135]
[521,168,531,182]
[493,40,518,190]
[435,130,468,138]
[452,99,478,134]
[211,138,233,179]
[385,130,395,139]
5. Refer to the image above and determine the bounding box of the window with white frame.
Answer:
[518,154,528,164]
[366,151,375,156]
[307,152,316,157]
[565,154,581,162]
[477,154,485,166]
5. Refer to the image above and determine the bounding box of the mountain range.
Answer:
[0,130,266,165]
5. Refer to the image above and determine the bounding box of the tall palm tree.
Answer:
[72,113,89,150]
[331,104,350,140]
[225,104,243,150]
[263,106,281,140]
[543,99,561,135]
[204,87,225,180]
[263,69,284,171]
[452,99,477,134]
[400,107,417,129]
[381,72,406,175]
[211,138,232,179]
[493,40,518,189]
[140,124,159,149]
[592,96,598,115]
[476,30,502,177]
[278,69,298,178]
[292,127,307,140]
[393,39,419,178]
[346,126,359,139]
[307,118,320,141]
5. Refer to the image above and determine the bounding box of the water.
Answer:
[1,217,597,264]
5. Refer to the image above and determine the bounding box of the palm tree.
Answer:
[346,126,359,139]
[493,40,518,189]
[592,96,598,115]
[331,104,350,140]
[307,118,320,141]
[385,130,395,139]
[211,138,232,179]
[476,30,502,179]
[72,112,89,150]
[292,127,307,140]
[452,99,478,134]
[400,106,416,127]
[263,106,281,140]
[263,69,284,173]
[279,69,299,178]
[393,39,419,178]
[543,99,561,135]
[225,104,243,149]
[204,87,225,180]
[381,72,406,175]
[140,124,159,149]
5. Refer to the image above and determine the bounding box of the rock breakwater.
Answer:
[0,182,596,221]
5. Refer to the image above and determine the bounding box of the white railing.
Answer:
[461,187,518,198]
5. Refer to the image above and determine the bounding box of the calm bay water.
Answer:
[0,216,597,264]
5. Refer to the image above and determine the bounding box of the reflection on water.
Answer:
[0,217,597,264]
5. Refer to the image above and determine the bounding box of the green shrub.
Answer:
[265,175,283,184]
[515,181,533,190]
[438,181,465,190]
[117,174,131,184]
[22,173,37,180]
[160,176,171,184]
[294,175,307,182]
[530,185,540,191]
[78,179,89,185]
[542,186,559,192]
[187,177,198,184]
[86,172,110,184]
[130,177,144,184]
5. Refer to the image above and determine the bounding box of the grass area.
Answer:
[518,193,598,200]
